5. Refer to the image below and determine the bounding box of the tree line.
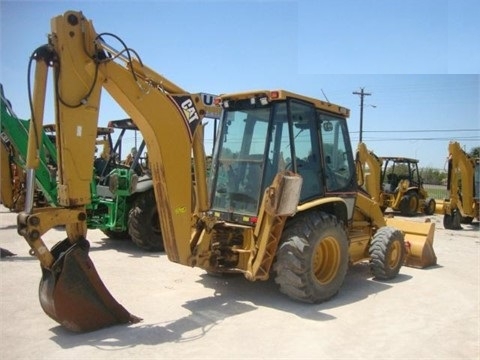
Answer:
[420,146,479,185]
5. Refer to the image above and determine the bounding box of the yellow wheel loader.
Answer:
[437,141,480,229]
[16,10,436,333]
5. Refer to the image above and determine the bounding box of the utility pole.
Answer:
[352,88,371,143]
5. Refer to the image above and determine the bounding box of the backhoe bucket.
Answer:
[39,238,141,332]
[385,218,437,268]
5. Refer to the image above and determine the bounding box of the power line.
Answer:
[358,128,479,134]
[352,136,480,142]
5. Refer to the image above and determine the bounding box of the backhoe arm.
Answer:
[447,141,475,218]
[19,10,212,263]
[16,10,215,332]
[356,142,383,203]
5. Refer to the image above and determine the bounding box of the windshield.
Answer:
[210,103,272,217]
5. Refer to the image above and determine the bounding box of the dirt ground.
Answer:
[0,205,479,360]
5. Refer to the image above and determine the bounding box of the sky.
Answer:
[0,0,479,169]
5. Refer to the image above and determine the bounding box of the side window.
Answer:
[319,113,355,192]
[290,101,323,200]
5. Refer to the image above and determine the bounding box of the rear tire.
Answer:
[400,192,419,216]
[128,189,164,251]
[369,226,405,280]
[273,212,349,303]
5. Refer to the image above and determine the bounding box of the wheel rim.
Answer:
[409,196,417,212]
[387,240,402,269]
[312,236,340,285]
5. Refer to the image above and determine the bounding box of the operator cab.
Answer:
[209,90,357,224]
[380,157,421,192]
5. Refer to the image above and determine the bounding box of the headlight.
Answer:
[130,174,138,193]
[109,174,118,193]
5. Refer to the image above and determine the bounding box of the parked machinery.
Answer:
[438,141,479,229]
[356,142,435,216]
[17,11,436,333]
[1,83,212,251]
[1,84,57,211]
[90,118,162,250]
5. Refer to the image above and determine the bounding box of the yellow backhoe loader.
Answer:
[437,141,479,229]
[16,10,436,333]
[356,143,436,216]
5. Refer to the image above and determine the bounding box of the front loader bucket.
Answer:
[385,218,437,268]
[39,238,141,332]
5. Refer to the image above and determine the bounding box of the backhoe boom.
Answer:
[17,10,217,331]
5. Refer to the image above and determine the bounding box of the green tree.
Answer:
[419,167,447,185]
[469,146,480,158]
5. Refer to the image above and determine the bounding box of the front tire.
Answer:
[369,226,405,280]
[423,197,436,215]
[273,212,349,303]
[128,189,164,251]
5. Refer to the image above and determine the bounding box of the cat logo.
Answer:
[181,99,199,124]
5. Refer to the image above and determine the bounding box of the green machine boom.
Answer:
[1,84,161,250]
[1,84,58,209]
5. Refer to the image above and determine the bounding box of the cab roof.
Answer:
[218,89,350,118]
[380,156,419,164]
